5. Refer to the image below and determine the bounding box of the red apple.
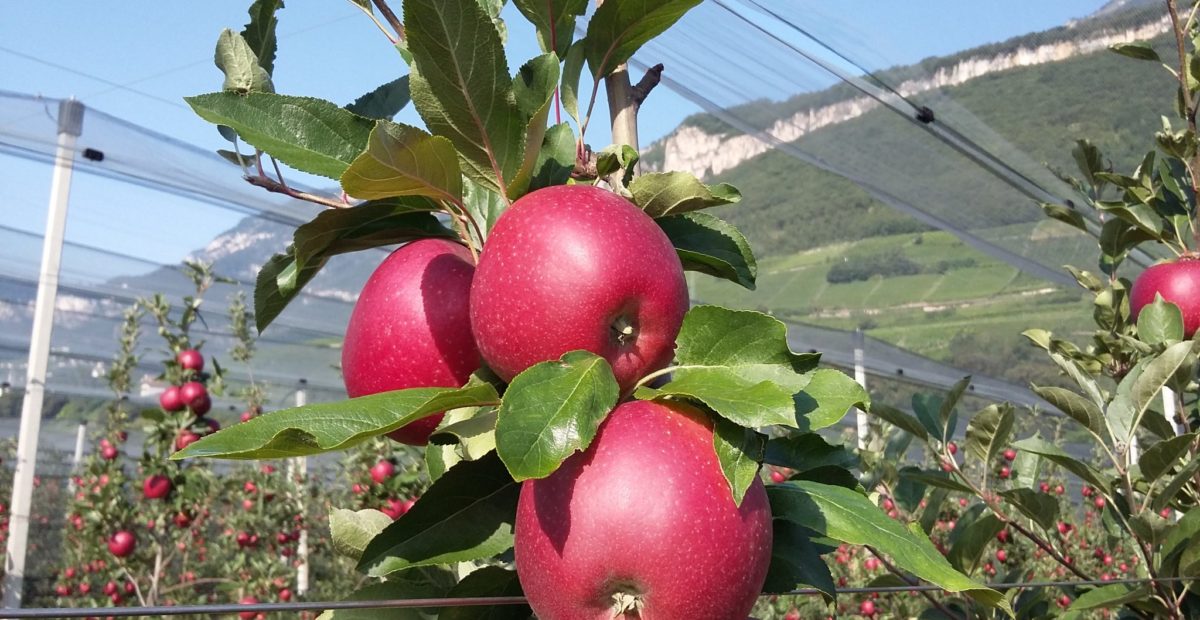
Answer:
[996,548,1008,563]
[175,430,201,452]
[860,599,877,617]
[159,386,184,412]
[191,394,212,417]
[370,461,395,484]
[1131,257,1200,336]
[1003,448,1017,461]
[107,531,136,558]
[173,512,191,529]
[514,400,771,619]
[142,475,172,500]
[100,445,118,461]
[342,238,479,445]
[470,185,689,392]
[239,596,259,620]
[179,381,208,410]
[177,349,204,372]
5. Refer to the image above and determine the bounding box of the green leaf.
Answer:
[870,403,929,441]
[939,376,971,437]
[1099,218,1157,275]
[405,0,523,195]
[329,508,394,562]
[214,30,273,93]
[186,92,374,179]
[964,403,1014,465]
[998,488,1059,531]
[584,0,703,80]
[241,0,283,76]
[462,179,507,246]
[428,408,498,461]
[253,203,454,332]
[172,382,499,460]
[1031,385,1105,437]
[1139,433,1196,482]
[317,570,453,620]
[512,0,588,56]
[439,566,530,620]
[507,53,560,199]
[358,452,519,576]
[898,470,976,495]
[629,171,741,218]
[340,120,462,203]
[712,416,766,506]
[495,351,620,481]
[912,393,947,441]
[345,76,412,120]
[530,122,576,191]
[1153,456,1200,511]
[560,40,585,124]
[1041,203,1087,232]
[1109,42,1160,61]
[764,433,858,473]
[769,481,1010,613]
[1064,265,1104,293]
[1124,340,1194,445]
[658,212,757,290]
[637,305,819,428]
[761,521,836,600]
[1162,508,1200,576]
[1011,437,1111,494]
[795,368,868,431]
[426,406,490,482]
[1138,294,1185,344]
[1067,584,1151,612]
[947,513,1004,573]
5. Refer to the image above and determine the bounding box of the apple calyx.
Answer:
[610,315,638,347]
[609,588,645,618]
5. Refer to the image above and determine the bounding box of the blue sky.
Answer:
[0,1,1109,269]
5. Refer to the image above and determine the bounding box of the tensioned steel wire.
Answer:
[0,577,1186,617]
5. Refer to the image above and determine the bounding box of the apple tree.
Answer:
[177,0,1012,617]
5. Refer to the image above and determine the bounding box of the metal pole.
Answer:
[294,380,309,598]
[1163,387,1184,436]
[3,99,84,608]
[853,328,869,450]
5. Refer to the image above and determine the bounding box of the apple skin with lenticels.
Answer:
[1130,257,1200,337]
[469,184,689,393]
[514,400,772,620]
[341,238,480,445]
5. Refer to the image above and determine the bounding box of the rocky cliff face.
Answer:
[651,16,1170,179]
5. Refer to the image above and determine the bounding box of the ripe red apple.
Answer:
[177,349,204,372]
[470,185,689,393]
[860,599,877,617]
[107,531,136,558]
[342,238,480,445]
[370,460,395,484]
[1003,448,1017,461]
[179,381,208,410]
[1131,257,1200,337]
[514,400,771,619]
[159,386,184,412]
[142,475,172,500]
[173,512,191,529]
[996,548,1008,563]
[175,430,201,452]
[100,445,118,461]
[191,394,212,417]
[238,596,259,620]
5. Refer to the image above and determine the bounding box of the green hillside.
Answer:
[682,27,1177,387]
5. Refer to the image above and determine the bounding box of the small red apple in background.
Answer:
[173,512,191,529]
[769,469,786,483]
[370,460,395,484]
[1094,496,1107,509]
[470,185,689,393]
[177,349,204,372]
[179,381,208,410]
[999,466,1011,479]
[240,410,255,423]
[159,386,184,412]
[100,444,118,461]
[863,557,880,571]
[1131,258,1200,337]
[342,238,480,446]
[1003,448,1017,461]
[946,441,958,455]
[784,608,800,620]
[107,531,136,557]
[191,394,212,416]
[238,596,260,620]
[996,548,1008,563]
[515,400,771,620]
[142,475,172,500]
[860,599,877,617]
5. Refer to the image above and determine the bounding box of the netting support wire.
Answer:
[2,98,84,610]
[0,577,1189,618]
[853,328,869,450]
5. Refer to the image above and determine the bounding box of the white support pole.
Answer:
[853,328,869,450]
[67,422,86,493]
[1163,387,1184,436]
[3,99,83,609]
[294,381,309,598]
